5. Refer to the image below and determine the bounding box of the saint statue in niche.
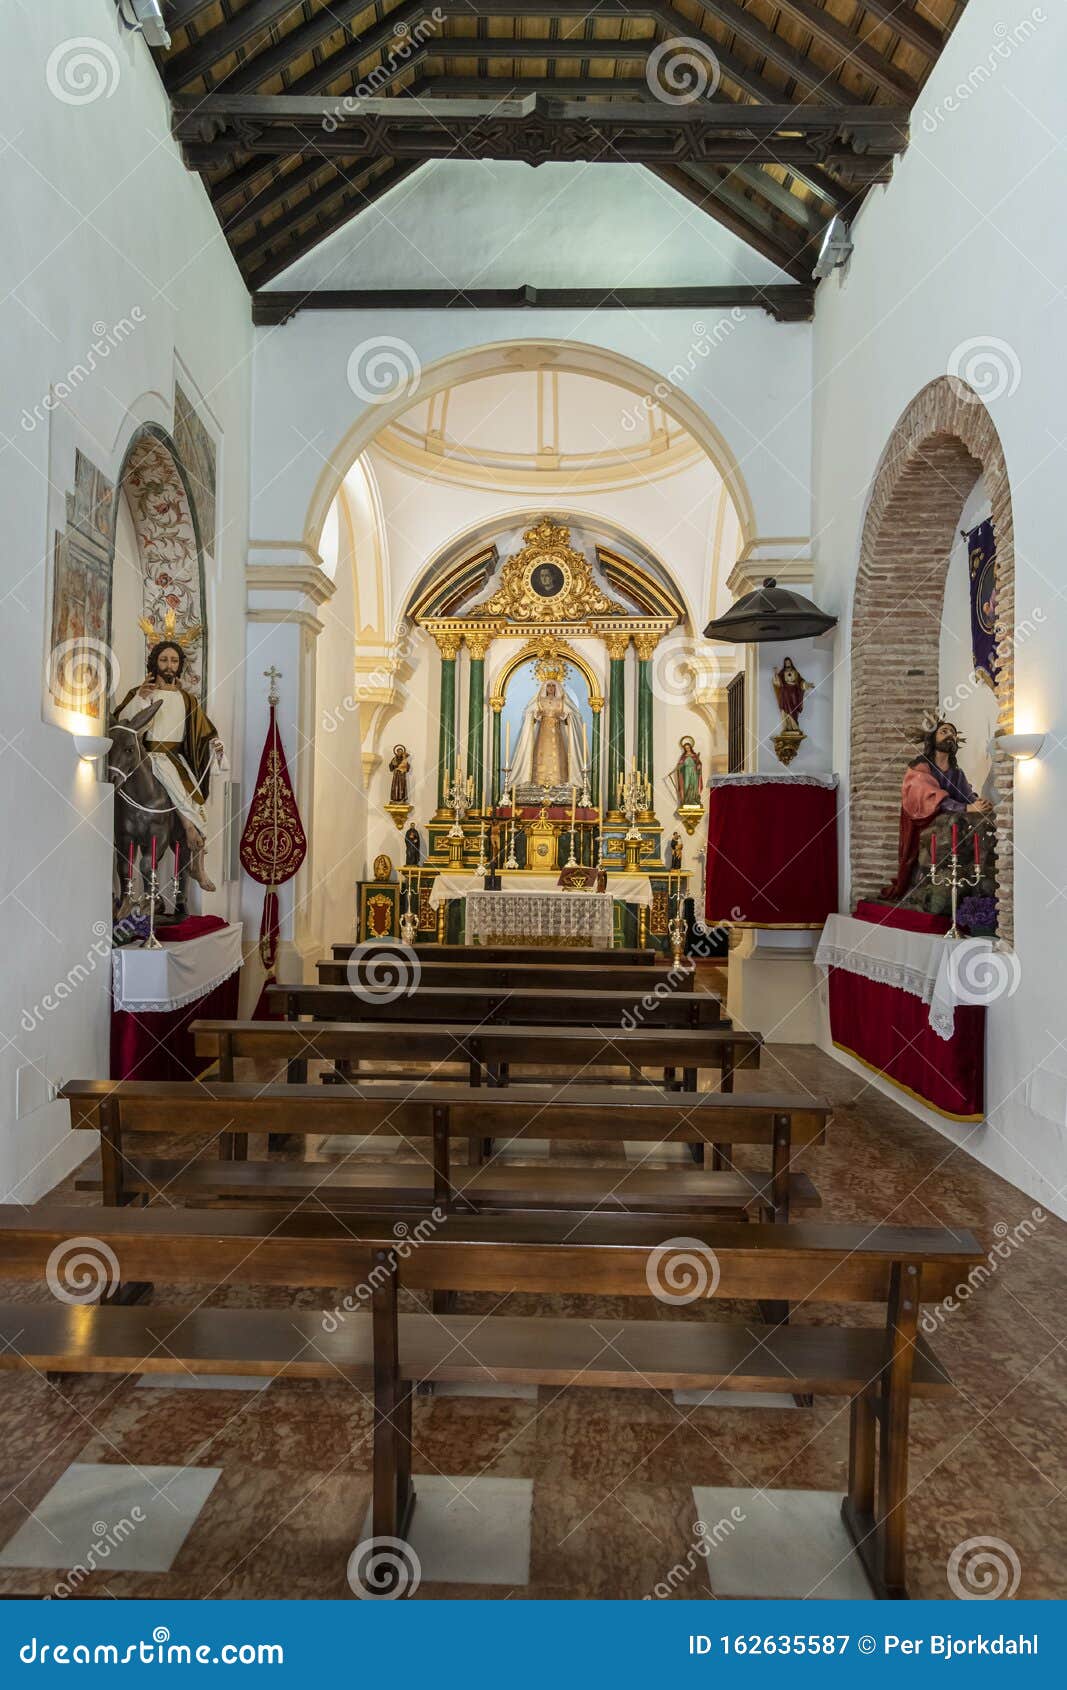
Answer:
[672,737,703,808]
[389,744,410,804]
[510,670,587,792]
[771,655,813,733]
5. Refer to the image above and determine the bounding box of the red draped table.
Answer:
[815,905,985,1122]
[110,916,243,1081]
[705,772,838,926]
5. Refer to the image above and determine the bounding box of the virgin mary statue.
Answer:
[511,673,587,794]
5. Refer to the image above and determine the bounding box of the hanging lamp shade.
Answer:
[703,576,838,643]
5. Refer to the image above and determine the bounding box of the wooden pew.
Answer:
[62,1078,827,1224]
[270,982,724,1029]
[318,958,693,994]
[0,1203,983,1599]
[335,943,656,967]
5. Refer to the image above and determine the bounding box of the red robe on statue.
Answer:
[882,757,977,899]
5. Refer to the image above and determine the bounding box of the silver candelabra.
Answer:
[445,771,472,839]
[618,767,651,841]
[930,833,982,940]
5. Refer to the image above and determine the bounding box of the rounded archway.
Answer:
[848,377,1015,940]
[302,337,758,558]
[113,424,208,698]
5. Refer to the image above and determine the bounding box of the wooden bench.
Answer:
[0,1204,983,1599]
[317,957,696,994]
[270,982,724,1029]
[62,1078,827,1226]
[336,943,656,968]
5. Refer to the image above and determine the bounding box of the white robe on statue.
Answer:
[511,681,587,791]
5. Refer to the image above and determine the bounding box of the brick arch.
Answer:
[849,376,1015,941]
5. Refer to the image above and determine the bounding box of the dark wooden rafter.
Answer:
[153,0,963,294]
[252,283,816,325]
[244,163,423,292]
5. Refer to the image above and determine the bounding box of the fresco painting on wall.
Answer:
[47,451,115,721]
[173,382,217,558]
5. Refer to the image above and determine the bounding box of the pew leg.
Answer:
[104,1281,153,1307]
[689,1143,705,1167]
[431,1290,457,1315]
[841,1388,879,1585]
[395,1384,416,1536]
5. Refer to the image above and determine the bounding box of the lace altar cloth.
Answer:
[464,889,613,948]
[112,920,244,1013]
[815,913,993,1040]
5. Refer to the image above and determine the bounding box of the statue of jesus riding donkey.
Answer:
[108,612,223,920]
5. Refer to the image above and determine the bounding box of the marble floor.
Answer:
[0,996,1065,1601]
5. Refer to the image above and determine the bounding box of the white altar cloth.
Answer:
[112,922,244,1014]
[464,889,614,948]
[814,914,993,1040]
[427,871,652,909]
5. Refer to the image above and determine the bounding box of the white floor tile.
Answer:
[0,1463,221,1573]
[674,1389,800,1409]
[137,1373,271,1392]
[432,1381,538,1401]
[362,1475,532,1585]
[691,1486,873,1599]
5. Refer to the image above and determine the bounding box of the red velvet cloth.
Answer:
[826,968,984,1122]
[110,915,240,1081]
[853,901,951,936]
[705,781,838,924]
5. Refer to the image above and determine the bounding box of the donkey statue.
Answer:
[108,699,188,919]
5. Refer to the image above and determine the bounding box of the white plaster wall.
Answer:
[250,314,813,554]
[269,159,792,292]
[0,1,252,1201]
[811,0,1067,1214]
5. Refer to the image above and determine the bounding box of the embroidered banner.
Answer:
[966,518,998,690]
[240,704,307,996]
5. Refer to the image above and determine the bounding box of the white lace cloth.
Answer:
[112,922,244,1013]
[465,890,613,948]
[815,914,992,1041]
[428,872,652,908]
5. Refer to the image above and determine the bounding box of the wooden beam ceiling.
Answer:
[252,283,817,324]
[152,0,967,297]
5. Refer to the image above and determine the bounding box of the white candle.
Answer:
[505,720,510,766]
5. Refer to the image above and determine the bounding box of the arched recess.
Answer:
[115,424,208,697]
[848,377,1015,941]
[492,638,604,709]
[302,338,758,562]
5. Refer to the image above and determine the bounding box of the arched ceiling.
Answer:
[369,367,703,491]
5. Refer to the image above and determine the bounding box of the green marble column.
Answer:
[605,635,629,817]
[490,702,502,806]
[590,703,602,817]
[635,634,658,808]
[465,632,490,810]
[434,631,460,812]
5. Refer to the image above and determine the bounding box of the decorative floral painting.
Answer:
[122,431,205,697]
[47,451,114,720]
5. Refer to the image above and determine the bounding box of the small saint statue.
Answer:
[389,744,410,805]
[772,655,813,733]
[668,831,683,870]
[672,737,703,809]
[403,824,421,867]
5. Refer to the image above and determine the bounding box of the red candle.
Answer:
[930,832,936,866]
[974,828,981,865]
[174,842,181,879]
[951,821,958,853]
[150,835,157,871]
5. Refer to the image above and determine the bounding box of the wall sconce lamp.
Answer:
[997,732,1045,762]
[73,734,113,778]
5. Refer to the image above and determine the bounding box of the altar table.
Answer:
[815,912,987,1122]
[463,888,614,948]
[110,917,243,1081]
[427,872,652,908]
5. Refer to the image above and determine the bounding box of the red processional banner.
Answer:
[240,701,307,1012]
